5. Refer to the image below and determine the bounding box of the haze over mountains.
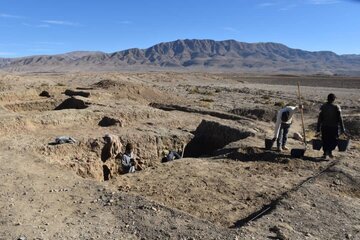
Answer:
[1,39,360,75]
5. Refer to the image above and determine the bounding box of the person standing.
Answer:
[317,93,345,159]
[273,105,300,152]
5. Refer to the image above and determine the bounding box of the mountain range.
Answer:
[1,39,360,75]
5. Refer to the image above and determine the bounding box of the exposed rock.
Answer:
[101,134,122,162]
[293,132,303,141]
[3,39,360,75]
[98,116,123,127]
[269,225,289,240]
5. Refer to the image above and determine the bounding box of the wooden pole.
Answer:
[297,82,307,148]
[181,143,186,158]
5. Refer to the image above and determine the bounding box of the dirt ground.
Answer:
[0,72,359,239]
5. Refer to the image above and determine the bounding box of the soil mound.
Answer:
[64,89,91,98]
[93,79,125,89]
[54,98,89,110]
[39,90,51,98]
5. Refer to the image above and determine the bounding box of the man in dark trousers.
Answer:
[317,93,346,159]
[273,104,301,152]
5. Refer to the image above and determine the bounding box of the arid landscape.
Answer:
[0,70,359,239]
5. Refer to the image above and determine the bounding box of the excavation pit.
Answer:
[183,120,254,157]
[4,100,59,112]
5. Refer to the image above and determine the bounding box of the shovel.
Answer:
[291,82,307,158]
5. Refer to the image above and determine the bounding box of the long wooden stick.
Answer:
[297,82,307,147]
[181,143,186,158]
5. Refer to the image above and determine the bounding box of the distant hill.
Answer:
[1,39,360,75]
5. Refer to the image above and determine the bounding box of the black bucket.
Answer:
[312,139,322,151]
[291,148,305,158]
[265,138,274,150]
[338,138,350,152]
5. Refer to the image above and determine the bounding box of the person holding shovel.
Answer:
[316,93,346,159]
[273,104,302,152]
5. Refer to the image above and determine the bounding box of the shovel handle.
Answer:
[297,82,307,147]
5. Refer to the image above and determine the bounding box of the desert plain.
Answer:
[0,71,359,240]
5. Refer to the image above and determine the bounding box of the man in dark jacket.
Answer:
[317,93,345,159]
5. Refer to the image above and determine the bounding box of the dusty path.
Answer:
[237,151,360,239]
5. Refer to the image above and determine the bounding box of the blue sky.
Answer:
[1,0,360,57]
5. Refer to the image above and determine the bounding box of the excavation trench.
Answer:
[32,117,331,228]
[3,97,90,112]
[183,120,255,158]
[4,99,59,112]
[149,103,250,121]
[37,120,254,181]
[230,107,277,122]
[38,131,191,182]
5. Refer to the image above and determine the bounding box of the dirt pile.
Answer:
[54,98,89,110]
[39,90,51,98]
[93,79,185,104]
[64,89,91,98]
[92,79,125,89]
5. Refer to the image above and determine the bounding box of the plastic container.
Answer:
[291,148,305,158]
[265,138,274,150]
[338,138,350,152]
[312,139,322,151]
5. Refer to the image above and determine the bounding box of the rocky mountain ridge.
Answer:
[1,39,360,75]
